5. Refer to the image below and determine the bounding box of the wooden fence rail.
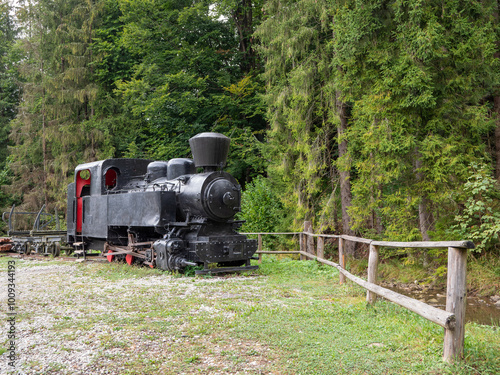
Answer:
[242,224,474,364]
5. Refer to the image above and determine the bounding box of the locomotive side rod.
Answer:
[103,244,148,259]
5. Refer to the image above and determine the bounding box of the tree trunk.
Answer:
[233,0,255,73]
[336,92,356,256]
[415,150,433,266]
[494,3,500,182]
[41,56,48,208]
[376,194,384,235]
[494,96,500,182]
[418,197,432,242]
[415,151,433,241]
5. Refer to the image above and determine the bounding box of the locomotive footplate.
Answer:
[192,236,258,264]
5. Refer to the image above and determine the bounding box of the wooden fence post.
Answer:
[258,234,262,264]
[338,237,345,284]
[366,244,379,304]
[317,236,324,259]
[443,247,467,363]
[304,221,314,256]
[299,231,305,260]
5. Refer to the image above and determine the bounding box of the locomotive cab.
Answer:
[67,159,175,245]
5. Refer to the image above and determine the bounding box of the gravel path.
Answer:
[0,259,274,375]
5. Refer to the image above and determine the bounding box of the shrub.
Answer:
[449,164,500,254]
[238,175,285,233]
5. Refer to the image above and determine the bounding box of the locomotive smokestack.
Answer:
[189,132,230,172]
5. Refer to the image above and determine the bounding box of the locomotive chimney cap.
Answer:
[189,132,230,170]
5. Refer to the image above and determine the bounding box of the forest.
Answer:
[0,0,499,264]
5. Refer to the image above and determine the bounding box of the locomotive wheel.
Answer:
[125,254,134,265]
[48,243,61,257]
[106,249,114,262]
[54,242,61,257]
[23,243,31,255]
[48,243,55,256]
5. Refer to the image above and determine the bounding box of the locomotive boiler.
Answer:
[66,132,258,273]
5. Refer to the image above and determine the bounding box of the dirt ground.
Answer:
[0,259,276,375]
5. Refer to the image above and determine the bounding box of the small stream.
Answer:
[385,285,500,326]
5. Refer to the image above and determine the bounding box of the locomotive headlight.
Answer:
[223,192,235,205]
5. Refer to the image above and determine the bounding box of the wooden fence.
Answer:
[243,222,474,364]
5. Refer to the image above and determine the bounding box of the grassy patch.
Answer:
[467,253,500,296]
[75,260,165,280]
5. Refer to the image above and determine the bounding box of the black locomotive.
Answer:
[66,132,258,273]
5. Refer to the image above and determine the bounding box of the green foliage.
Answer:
[450,164,500,253]
[255,0,338,230]
[2,0,500,267]
[6,0,112,212]
[4,0,267,213]
[218,126,267,185]
[238,175,286,233]
[254,0,500,261]
[0,1,18,167]
[331,0,499,244]
[113,0,266,182]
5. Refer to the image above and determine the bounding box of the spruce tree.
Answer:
[332,0,499,247]
[256,0,355,248]
[0,0,19,221]
[9,0,111,212]
[114,0,266,182]
[0,0,18,168]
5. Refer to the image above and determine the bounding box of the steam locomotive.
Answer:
[66,132,258,273]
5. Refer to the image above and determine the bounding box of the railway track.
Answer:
[0,252,109,263]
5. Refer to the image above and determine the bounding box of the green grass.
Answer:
[228,258,498,374]
[0,255,69,270]
[75,260,166,279]
[1,255,499,374]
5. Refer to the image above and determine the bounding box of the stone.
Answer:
[490,295,500,303]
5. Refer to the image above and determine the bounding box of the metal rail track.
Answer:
[0,252,109,263]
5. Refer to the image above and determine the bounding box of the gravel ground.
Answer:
[0,258,276,375]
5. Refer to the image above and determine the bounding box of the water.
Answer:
[386,285,500,326]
